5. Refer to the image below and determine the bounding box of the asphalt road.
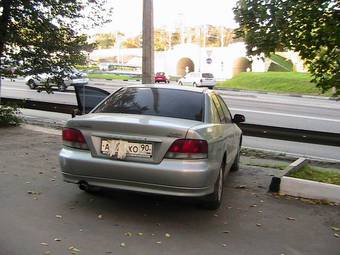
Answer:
[2,78,340,133]
[1,126,339,255]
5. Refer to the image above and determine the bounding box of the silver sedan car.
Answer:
[59,85,245,209]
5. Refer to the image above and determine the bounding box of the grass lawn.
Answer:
[87,73,138,80]
[217,72,333,96]
[289,165,340,186]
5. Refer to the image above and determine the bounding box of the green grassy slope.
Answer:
[217,72,332,96]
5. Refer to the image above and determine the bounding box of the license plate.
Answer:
[101,139,153,159]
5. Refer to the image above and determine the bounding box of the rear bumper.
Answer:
[198,81,216,87]
[59,148,217,197]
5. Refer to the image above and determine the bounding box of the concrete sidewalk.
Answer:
[0,125,339,255]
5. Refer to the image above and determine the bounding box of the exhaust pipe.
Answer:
[79,181,89,191]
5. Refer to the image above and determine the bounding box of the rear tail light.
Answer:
[62,128,88,150]
[165,139,208,159]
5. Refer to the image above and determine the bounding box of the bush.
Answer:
[0,105,22,127]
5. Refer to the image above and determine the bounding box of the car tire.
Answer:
[208,86,214,90]
[193,82,197,87]
[201,165,224,210]
[178,82,183,86]
[27,79,37,89]
[230,145,241,172]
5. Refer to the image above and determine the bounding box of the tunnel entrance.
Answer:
[177,58,195,77]
[232,57,251,76]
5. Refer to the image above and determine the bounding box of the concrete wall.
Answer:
[90,43,270,80]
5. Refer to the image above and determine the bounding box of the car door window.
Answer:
[211,94,225,123]
[217,95,232,123]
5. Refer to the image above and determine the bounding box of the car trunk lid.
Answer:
[67,113,201,164]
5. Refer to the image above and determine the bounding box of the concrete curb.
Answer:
[280,176,340,203]
[269,158,308,192]
[269,157,340,204]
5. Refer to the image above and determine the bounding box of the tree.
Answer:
[95,33,116,49]
[234,0,339,95]
[122,35,141,48]
[0,0,112,92]
[154,29,170,51]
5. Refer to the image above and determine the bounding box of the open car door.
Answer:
[73,85,110,116]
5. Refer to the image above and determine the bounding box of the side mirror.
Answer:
[233,114,245,123]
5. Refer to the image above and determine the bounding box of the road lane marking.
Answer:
[230,108,340,123]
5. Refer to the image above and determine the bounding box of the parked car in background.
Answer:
[59,85,245,209]
[154,72,170,83]
[178,72,216,89]
[25,68,89,91]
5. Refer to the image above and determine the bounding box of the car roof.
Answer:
[127,84,212,94]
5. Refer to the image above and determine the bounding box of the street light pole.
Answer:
[142,0,154,84]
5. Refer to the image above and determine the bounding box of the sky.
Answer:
[94,0,239,36]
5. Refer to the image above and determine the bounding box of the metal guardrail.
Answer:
[1,97,77,114]
[1,97,340,147]
[238,123,340,147]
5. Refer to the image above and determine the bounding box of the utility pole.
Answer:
[142,0,154,84]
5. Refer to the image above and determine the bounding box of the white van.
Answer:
[178,72,216,89]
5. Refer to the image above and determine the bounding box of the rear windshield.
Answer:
[94,87,204,121]
[202,73,214,78]
[156,72,165,76]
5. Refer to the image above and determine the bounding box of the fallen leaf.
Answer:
[287,217,296,221]
[250,204,257,207]
[79,229,83,232]
[335,233,340,238]
[165,233,171,238]
[331,226,340,232]
[54,238,61,242]
[98,214,103,219]
[222,230,230,234]
[69,246,80,252]
[258,210,263,213]
[256,223,262,227]
[40,242,48,246]
[235,185,246,189]
[44,251,51,255]
[120,242,126,247]
[156,241,162,244]
[214,214,218,217]
[124,232,132,237]
[56,215,62,219]
[138,232,144,236]
[222,244,227,247]
[260,200,264,203]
